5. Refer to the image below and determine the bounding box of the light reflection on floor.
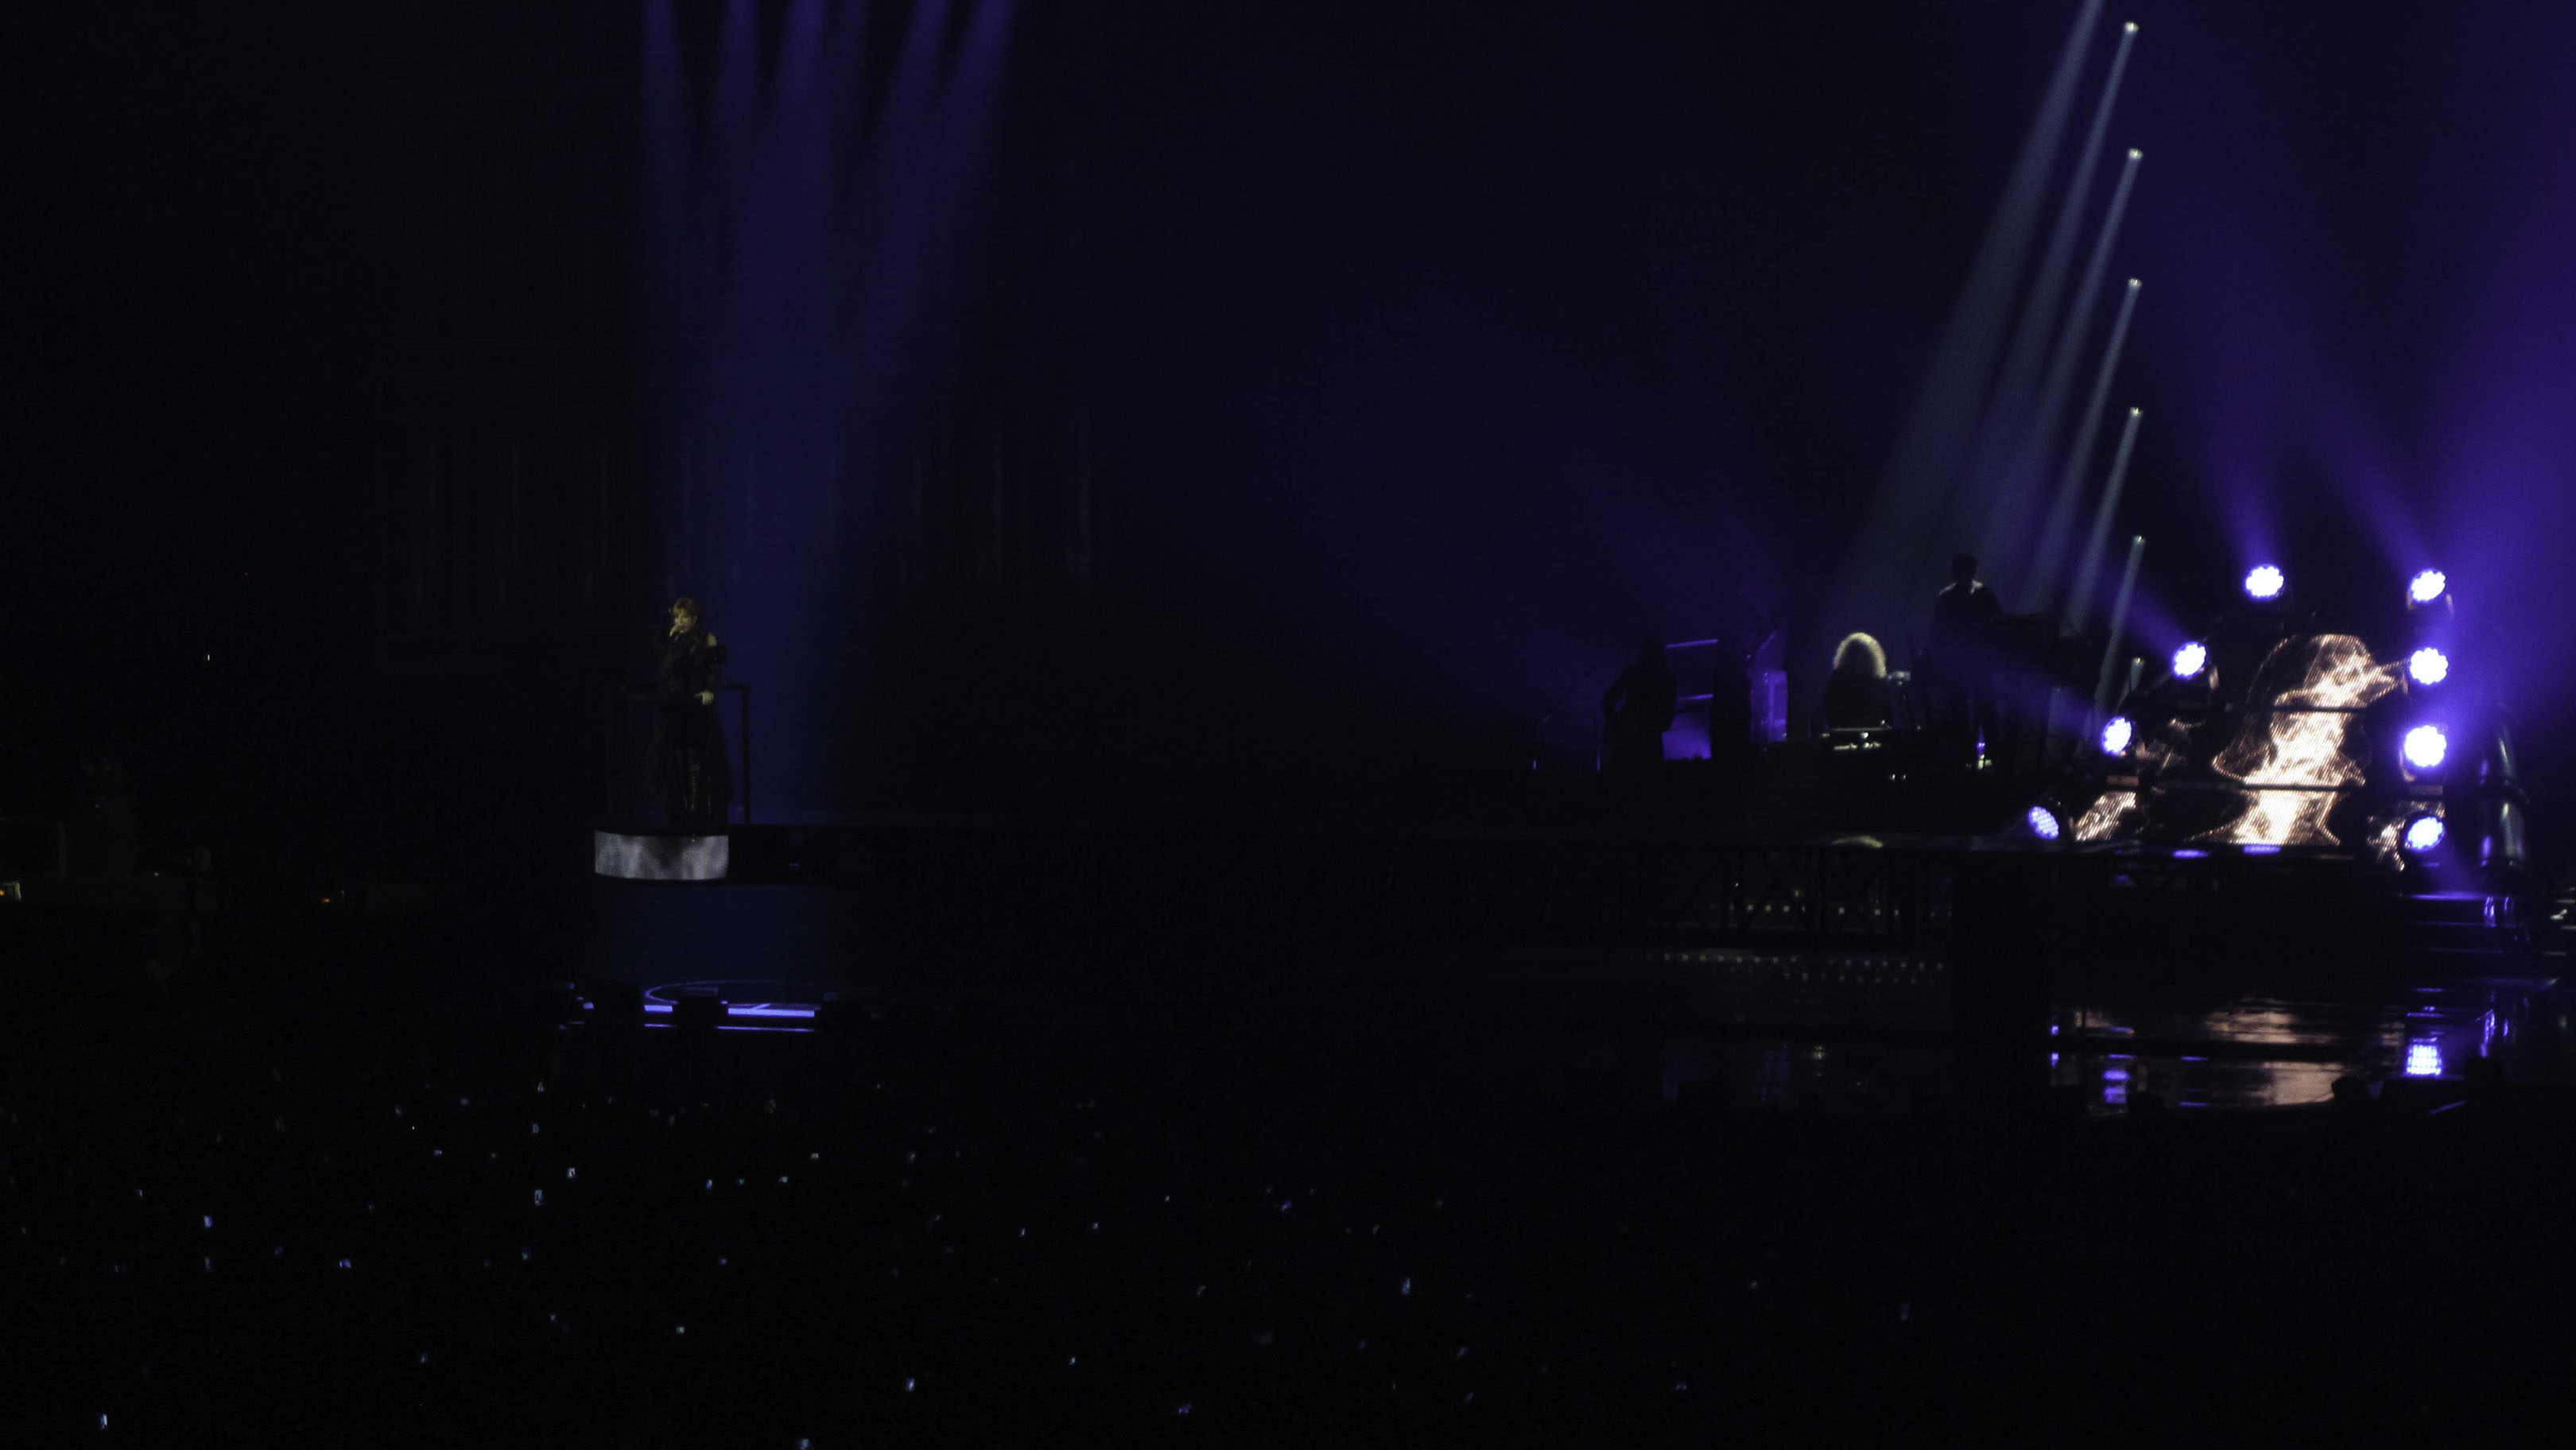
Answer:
[2050,983,2562,1114]
[2047,998,2407,1113]
[620,965,2563,1119]
[1650,979,2564,1117]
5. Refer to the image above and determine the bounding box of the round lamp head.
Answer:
[2171,642,2209,679]
[2402,723,2448,772]
[2244,565,2285,600]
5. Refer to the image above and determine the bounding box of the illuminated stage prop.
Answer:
[594,830,731,882]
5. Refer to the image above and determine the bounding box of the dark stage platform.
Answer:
[584,812,2573,1115]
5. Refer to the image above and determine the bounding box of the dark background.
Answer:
[8,0,2573,867]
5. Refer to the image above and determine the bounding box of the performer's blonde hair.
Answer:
[1833,632,1887,679]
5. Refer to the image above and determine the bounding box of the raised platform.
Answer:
[584,814,2561,994]
[579,812,2571,1115]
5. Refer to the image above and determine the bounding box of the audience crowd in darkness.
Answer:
[7,901,2574,1443]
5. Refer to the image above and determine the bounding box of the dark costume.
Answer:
[1708,639,1755,755]
[1601,652,1678,773]
[650,624,734,827]
[1926,576,2004,759]
[1930,578,2004,665]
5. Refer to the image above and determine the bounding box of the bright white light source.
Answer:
[2171,642,2208,679]
[2408,569,2447,604]
[2128,148,2143,160]
[2025,805,2063,842]
[2407,647,2449,686]
[2100,716,2134,754]
[2244,564,2285,599]
[2405,1042,2442,1077]
[2403,724,2448,772]
[2403,815,2446,854]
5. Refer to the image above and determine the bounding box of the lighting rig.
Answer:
[2023,564,2510,881]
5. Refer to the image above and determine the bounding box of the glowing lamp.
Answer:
[2402,724,2448,772]
[2171,642,2208,679]
[2405,1042,2442,1078]
[2024,805,2063,842]
[2100,715,2134,754]
[2407,647,2449,686]
[2244,565,2285,600]
[2402,814,2446,855]
[2407,569,2447,605]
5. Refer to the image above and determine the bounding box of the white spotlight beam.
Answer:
[2010,25,2140,425]
[1965,22,2140,568]
[2017,145,2143,603]
[1816,0,2105,695]
[2066,405,2143,634]
[2031,279,2140,616]
[2092,534,2147,721]
[2030,146,2143,483]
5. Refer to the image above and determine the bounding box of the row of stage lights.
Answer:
[2403,568,2453,866]
[2086,566,2458,856]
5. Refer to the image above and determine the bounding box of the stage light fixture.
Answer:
[2405,1042,2443,1077]
[2402,723,2447,772]
[2407,569,2447,605]
[2100,715,2134,754]
[2171,641,2207,679]
[2407,647,2449,686]
[2025,804,2064,842]
[2243,564,2285,600]
[2402,814,2446,855]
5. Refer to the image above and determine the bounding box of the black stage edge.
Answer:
[586,815,2566,1108]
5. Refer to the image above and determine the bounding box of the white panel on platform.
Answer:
[593,831,731,882]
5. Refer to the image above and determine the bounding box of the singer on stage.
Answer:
[650,595,734,828]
